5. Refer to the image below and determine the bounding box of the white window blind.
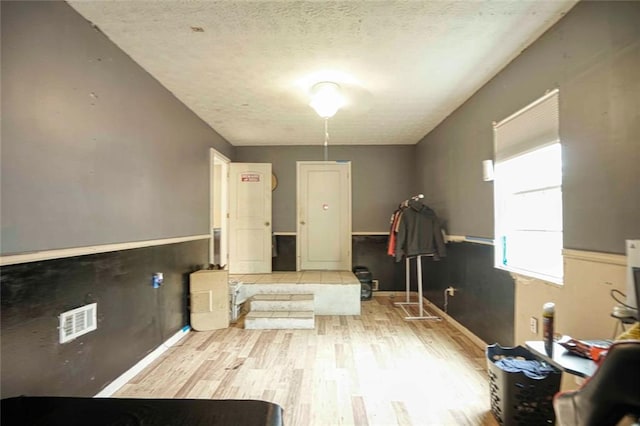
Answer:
[494,89,559,162]
[493,89,563,283]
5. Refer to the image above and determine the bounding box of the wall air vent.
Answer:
[59,303,97,344]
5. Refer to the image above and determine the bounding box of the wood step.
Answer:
[249,294,314,312]
[244,311,315,330]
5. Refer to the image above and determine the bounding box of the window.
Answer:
[493,90,563,283]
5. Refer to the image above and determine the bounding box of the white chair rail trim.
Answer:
[0,234,211,266]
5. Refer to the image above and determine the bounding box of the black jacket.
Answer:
[395,200,446,262]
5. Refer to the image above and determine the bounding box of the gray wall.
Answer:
[235,145,417,233]
[1,1,234,255]
[415,1,640,254]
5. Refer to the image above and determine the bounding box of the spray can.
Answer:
[542,302,555,356]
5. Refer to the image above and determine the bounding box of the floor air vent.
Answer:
[59,303,97,343]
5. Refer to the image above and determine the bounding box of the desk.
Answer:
[526,340,598,378]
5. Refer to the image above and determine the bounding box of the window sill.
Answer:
[495,264,564,286]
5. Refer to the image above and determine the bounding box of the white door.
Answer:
[210,149,229,267]
[229,163,272,274]
[297,161,351,271]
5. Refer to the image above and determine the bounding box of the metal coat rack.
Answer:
[393,194,441,321]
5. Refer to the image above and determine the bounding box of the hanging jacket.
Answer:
[387,209,403,256]
[394,199,446,262]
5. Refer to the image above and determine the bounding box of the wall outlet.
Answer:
[152,272,164,288]
[371,279,379,291]
[446,286,456,296]
[530,316,538,334]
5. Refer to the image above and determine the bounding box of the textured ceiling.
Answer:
[68,1,577,146]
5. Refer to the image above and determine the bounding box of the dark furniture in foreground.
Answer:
[1,396,284,426]
[553,340,640,426]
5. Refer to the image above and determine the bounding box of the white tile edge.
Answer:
[1,235,210,266]
[94,325,191,398]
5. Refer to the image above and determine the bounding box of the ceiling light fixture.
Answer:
[309,81,344,119]
[309,82,345,160]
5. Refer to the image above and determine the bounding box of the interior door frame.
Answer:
[296,161,352,271]
[209,148,230,268]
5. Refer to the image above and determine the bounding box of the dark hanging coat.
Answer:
[394,199,446,262]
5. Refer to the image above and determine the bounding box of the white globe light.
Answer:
[309,82,345,118]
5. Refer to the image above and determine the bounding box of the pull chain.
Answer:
[323,118,329,161]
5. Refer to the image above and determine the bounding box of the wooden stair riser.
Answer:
[250,299,314,312]
[244,311,315,330]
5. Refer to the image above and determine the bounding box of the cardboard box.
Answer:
[190,269,229,331]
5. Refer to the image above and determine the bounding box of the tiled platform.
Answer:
[229,271,361,315]
[230,271,359,285]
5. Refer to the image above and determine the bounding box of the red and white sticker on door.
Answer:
[240,173,260,182]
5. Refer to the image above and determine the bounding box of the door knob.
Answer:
[265,221,270,226]
[300,221,306,225]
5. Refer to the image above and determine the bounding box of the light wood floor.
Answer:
[115,295,499,426]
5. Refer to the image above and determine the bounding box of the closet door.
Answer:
[297,161,351,271]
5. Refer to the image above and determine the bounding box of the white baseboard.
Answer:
[94,325,191,398]
[421,296,488,350]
